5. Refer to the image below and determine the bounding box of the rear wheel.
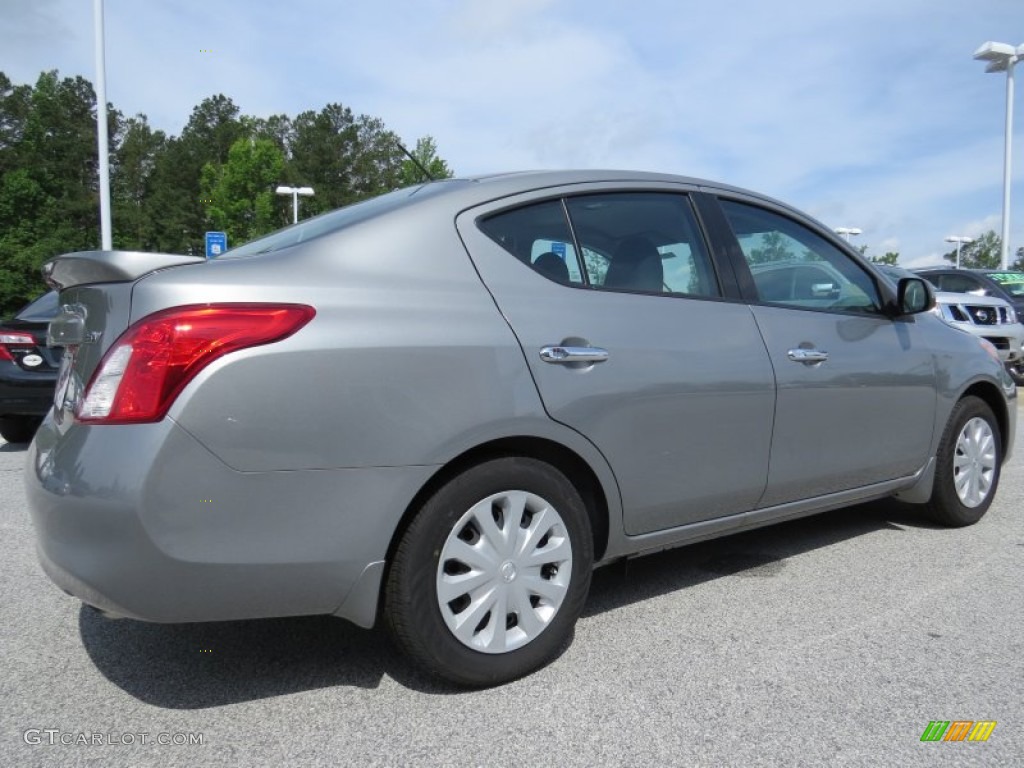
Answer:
[385,457,593,687]
[925,396,1001,527]
[0,416,40,444]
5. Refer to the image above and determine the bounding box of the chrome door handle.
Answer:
[787,348,829,364]
[540,345,610,364]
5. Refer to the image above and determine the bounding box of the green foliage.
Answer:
[0,70,458,313]
[868,251,900,265]
[399,136,453,186]
[942,230,1001,269]
[200,138,285,243]
[748,231,794,264]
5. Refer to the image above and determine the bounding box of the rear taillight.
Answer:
[76,304,315,424]
[0,330,36,361]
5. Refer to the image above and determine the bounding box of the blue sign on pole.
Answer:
[205,231,228,258]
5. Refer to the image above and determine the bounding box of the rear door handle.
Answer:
[540,345,610,364]
[787,348,828,365]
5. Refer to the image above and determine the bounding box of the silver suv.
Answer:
[879,265,1024,385]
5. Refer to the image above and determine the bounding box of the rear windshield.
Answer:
[986,272,1024,297]
[15,290,59,322]
[222,181,469,258]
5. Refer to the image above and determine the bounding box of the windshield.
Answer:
[986,272,1024,297]
[222,180,469,258]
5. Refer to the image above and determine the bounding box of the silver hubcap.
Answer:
[953,417,997,508]
[436,490,573,654]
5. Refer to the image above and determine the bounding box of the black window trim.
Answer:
[476,187,737,303]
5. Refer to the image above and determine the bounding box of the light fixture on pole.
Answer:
[974,41,1023,271]
[93,0,112,250]
[835,227,862,243]
[275,185,315,224]
[945,235,973,269]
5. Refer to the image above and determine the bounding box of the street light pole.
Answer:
[974,41,1023,271]
[93,0,112,250]
[275,185,315,224]
[835,227,862,243]
[945,235,973,269]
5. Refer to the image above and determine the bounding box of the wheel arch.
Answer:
[961,381,1010,460]
[383,436,612,590]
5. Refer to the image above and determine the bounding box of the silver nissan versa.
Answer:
[25,171,1016,686]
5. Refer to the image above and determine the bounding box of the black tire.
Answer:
[925,396,1002,527]
[1007,361,1024,387]
[385,457,593,687]
[0,416,40,444]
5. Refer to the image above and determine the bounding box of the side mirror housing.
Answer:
[896,277,934,316]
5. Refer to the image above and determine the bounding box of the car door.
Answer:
[456,187,776,536]
[713,197,937,507]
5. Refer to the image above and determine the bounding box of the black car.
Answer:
[914,268,1024,317]
[0,291,61,443]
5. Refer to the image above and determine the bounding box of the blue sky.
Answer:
[3,0,1023,265]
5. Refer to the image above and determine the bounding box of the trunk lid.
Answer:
[43,250,203,409]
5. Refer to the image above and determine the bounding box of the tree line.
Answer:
[0,70,452,315]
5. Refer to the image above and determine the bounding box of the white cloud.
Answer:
[1,0,1022,259]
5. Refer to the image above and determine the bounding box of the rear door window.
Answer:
[564,192,720,297]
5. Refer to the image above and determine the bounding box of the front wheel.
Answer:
[925,396,1002,527]
[385,457,593,687]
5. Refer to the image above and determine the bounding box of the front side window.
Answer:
[720,200,880,312]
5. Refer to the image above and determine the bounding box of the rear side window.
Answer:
[477,200,585,285]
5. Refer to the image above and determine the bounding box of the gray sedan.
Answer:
[26,171,1016,686]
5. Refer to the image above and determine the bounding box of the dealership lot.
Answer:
[2,408,1022,767]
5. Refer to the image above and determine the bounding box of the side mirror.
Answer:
[896,277,934,315]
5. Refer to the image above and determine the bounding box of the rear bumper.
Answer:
[26,416,436,626]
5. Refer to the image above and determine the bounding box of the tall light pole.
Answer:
[93,0,112,250]
[945,235,973,269]
[835,227,862,243]
[275,185,315,224]
[974,41,1023,271]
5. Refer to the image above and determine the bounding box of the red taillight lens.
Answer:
[0,330,36,361]
[76,304,315,424]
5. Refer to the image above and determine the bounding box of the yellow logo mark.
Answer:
[199,649,213,653]
[200,49,213,53]
[200,499,212,503]
[968,721,997,742]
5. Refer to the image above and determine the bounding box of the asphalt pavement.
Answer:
[1,408,1022,767]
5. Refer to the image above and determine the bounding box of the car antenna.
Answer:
[394,138,436,182]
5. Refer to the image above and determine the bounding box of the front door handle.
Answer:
[540,345,610,364]
[787,348,829,365]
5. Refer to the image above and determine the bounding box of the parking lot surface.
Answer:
[2,408,1021,767]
